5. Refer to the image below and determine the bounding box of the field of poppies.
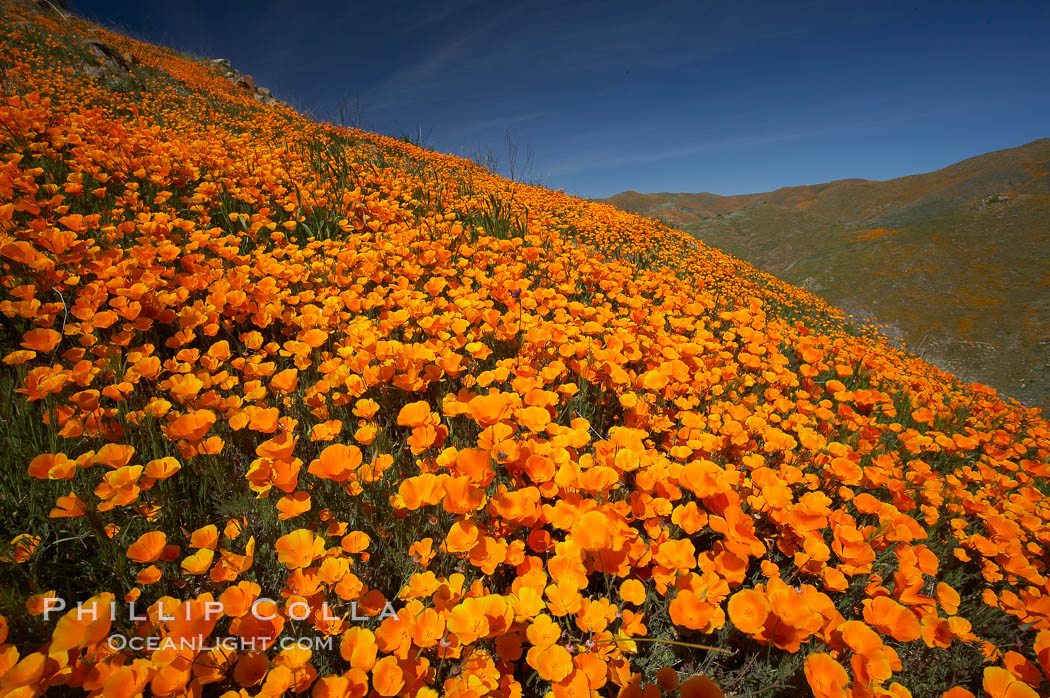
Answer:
[2,2,1050,697]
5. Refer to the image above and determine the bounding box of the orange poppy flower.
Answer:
[276,491,312,519]
[340,627,378,671]
[679,675,725,698]
[312,675,361,698]
[247,407,280,433]
[219,581,262,618]
[443,476,485,514]
[983,666,1039,698]
[397,401,433,428]
[3,349,36,365]
[509,586,545,623]
[341,530,371,554]
[552,668,592,698]
[371,656,405,697]
[311,419,343,441]
[126,531,167,563]
[1001,651,1042,688]
[353,399,380,419]
[804,652,850,698]
[410,607,446,648]
[144,457,181,479]
[620,579,646,606]
[274,529,325,569]
[862,597,921,642]
[94,443,135,468]
[180,548,214,575]
[25,591,58,617]
[233,652,269,687]
[27,453,76,480]
[570,510,613,551]
[20,328,61,352]
[1035,630,1050,680]
[256,431,298,460]
[921,615,954,648]
[2,240,46,268]
[190,525,219,550]
[167,409,217,441]
[136,565,163,585]
[225,517,246,539]
[468,392,514,426]
[50,593,114,652]
[354,423,378,444]
[527,644,573,682]
[727,588,770,635]
[270,367,299,393]
[838,620,883,658]
[300,328,328,348]
[941,689,977,698]
[448,598,491,643]
[442,519,480,553]
[516,405,552,433]
[496,632,524,662]
[49,491,86,518]
[936,582,961,615]
[669,590,720,632]
[308,443,363,482]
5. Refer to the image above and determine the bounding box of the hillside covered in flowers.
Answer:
[1,2,1049,697]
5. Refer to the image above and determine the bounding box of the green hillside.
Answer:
[605,140,1050,409]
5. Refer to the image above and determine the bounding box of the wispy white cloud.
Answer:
[364,6,522,112]
[452,109,559,137]
[396,0,485,34]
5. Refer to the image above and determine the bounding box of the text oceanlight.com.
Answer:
[106,634,336,652]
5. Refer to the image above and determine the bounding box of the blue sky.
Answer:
[76,0,1050,198]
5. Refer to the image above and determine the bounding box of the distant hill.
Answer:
[604,138,1050,409]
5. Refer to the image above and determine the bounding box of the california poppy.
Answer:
[274,529,325,569]
[126,531,167,563]
[727,588,770,635]
[804,652,850,698]
[20,328,61,353]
